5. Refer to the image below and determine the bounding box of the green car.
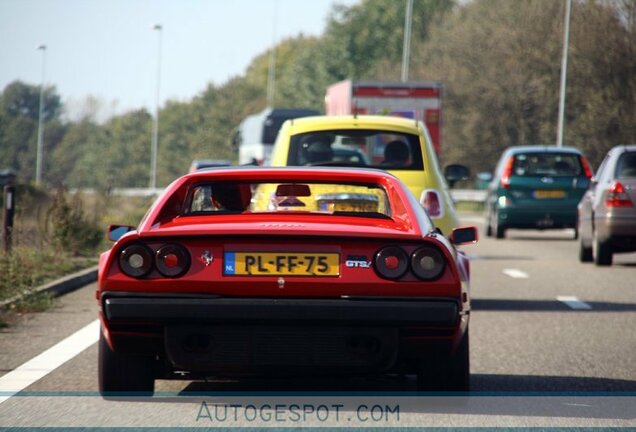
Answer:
[485,146,593,239]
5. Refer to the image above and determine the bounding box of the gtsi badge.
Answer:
[345,255,371,268]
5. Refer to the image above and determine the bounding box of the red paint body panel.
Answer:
[97,167,474,385]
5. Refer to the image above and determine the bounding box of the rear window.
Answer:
[511,153,583,177]
[616,152,636,179]
[287,129,424,170]
[183,181,392,218]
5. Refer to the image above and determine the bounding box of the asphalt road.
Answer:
[1,214,635,427]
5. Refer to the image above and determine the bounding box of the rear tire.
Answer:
[492,210,506,239]
[593,233,612,266]
[417,329,470,392]
[98,331,155,396]
[495,219,506,239]
[579,238,593,263]
[485,213,493,237]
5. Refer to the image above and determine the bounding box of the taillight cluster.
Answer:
[606,182,633,208]
[374,245,446,281]
[500,156,515,189]
[118,243,191,278]
[580,156,594,179]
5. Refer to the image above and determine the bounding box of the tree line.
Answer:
[1,0,634,189]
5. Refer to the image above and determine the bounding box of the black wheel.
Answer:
[495,220,506,239]
[417,329,470,392]
[492,211,505,239]
[485,213,493,237]
[98,331,155,396]
[593,233,612,266]
[579,238,593,263]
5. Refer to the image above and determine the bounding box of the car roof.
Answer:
[183,165,400,182]
[502,145,584,155]
[282,115,422,135]
[191,159,232,165]
[610,144,636,153]
[139,166,430,235]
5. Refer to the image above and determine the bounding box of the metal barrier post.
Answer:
[3,184,15,253]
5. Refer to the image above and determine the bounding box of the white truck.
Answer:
[233,107,318,165]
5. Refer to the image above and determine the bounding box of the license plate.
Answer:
[534,190,566,199]
[330,201,378,212]
[224,252,340,276]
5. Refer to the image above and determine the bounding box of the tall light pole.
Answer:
[150,24,162,189]
[266,0,278,107]
[556,0,572,147]
[35,44,46,186]
[401,0,414,82]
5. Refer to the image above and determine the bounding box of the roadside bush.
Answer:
[47,190,102,255]
[0,248,38,302]
[0,246,95,319]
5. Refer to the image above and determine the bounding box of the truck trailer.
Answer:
[325,80,443,154]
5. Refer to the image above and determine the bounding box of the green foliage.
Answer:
[47,190,102,255]
[0,81,65,184]
[324,0,454,80]
[0,248,39,302]
[0,80,62,121]
[414,0,636,169]
[0,246,93,302]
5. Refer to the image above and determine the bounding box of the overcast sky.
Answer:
[0,0,358,119]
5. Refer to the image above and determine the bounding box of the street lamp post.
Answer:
[401,0,414,82]
[266,0,279,107]
[35,44,46,186]
[556,0,572,147]
[150,24,162,189]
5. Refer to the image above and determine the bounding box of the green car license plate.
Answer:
[534,189,566,199]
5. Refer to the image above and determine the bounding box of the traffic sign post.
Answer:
[2,170,16,253]
[3,185,15,253]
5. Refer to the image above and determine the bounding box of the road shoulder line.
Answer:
[0,319,100,405]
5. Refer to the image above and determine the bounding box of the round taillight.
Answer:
[119,244,154,278]
[410,245,445,280]
[374,246,408,279]
[155,243,191,278]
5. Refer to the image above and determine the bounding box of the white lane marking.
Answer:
[557,296,593,310]
[502,268,529,279]
[0,319,100,405]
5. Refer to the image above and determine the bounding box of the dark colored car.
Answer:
[188,159,232,173]
[578,145,636,265]
[485,146,593,239]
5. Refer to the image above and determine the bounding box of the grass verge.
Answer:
[0,247,97,326]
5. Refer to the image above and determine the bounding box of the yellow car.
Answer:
[268,115,467,235]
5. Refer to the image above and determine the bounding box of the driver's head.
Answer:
[305,135,333,164]
[212,183,251,211]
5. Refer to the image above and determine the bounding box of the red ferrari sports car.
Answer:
[97,167,477,394]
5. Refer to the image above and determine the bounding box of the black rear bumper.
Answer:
[102,293,461,327]
[102,293,464,375]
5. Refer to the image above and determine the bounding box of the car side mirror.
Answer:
[107,224,135,242]
[450,226,478,245]
[444,164,470,188]
[475,171,494,190]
